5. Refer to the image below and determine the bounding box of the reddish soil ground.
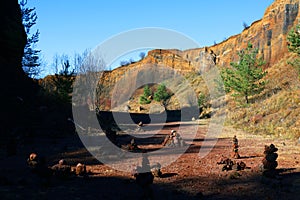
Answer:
[1,120,300,199]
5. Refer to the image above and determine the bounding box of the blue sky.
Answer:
[26,0,274,75]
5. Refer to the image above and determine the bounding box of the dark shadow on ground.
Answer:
[161,171,300,200]
[160,173,179,179]
[1,130,300,200]
[239,155,262,159]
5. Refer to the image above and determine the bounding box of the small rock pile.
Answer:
[262,144,278,176]
[135,121,144,131]
[131,154,154,199]
[27,153,88,179]
[27,153,39,170]
[231,135,240,159]
[75,163,87,176]
[27,153,52,177]
[217,157,246,171]
[162,130,186,147]
[51,159,72,178]
[122,138,139,151]
[150,162,162,178]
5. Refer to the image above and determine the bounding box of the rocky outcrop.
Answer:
[184,0,300,69]
[97,0,299,111]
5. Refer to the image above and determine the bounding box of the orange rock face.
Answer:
[184,0,300,69]
[95,0,299,110]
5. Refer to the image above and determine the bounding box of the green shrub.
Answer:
[139,85,152,104]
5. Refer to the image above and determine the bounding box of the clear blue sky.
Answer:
[26,0,274,75]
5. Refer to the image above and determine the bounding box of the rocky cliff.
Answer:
[97,0,299,111]
[184,0,300,69]
[0,0,31,134]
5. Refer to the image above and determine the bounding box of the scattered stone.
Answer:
[218,158,234,171]
[135,121,144,131]
[138,121,143,127]
[27,153,52,178]
[75,163,86,176]
[122,138,139,151]
[151,163,162,178]
[51,159,72,178]
[232,161,247,171]
[27,153,39,171]
[222,164,233,171]
[162,134,174,146]
[218,157,247,172]
[58,159,66,165]
[231,162,239,171]
[162,130,186,147]
[239,161,247,170]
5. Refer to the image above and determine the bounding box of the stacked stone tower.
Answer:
[262,144,278,172]
[231,135,240,159]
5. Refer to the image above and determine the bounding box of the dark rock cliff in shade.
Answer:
[0,0,27,84]
[0,0,35,134]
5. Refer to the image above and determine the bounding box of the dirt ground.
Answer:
[1,119,300,200]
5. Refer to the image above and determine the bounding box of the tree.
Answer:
[287,22,300,77]
[20,0,41,78]
[154,84,172,108]
[287,23,300,55]
[139,52,146,60]
[243,22,249,30]
[129,58,135,64]
[198,93,208,108]
[221,43,267,104]
[120,60,130,66]
[139,85,152,104]
[76,50,105,110]
[51,54,76,103]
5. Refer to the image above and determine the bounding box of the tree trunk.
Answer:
[245,95,249,104]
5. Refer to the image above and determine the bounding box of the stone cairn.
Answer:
[262,144,278,176]
[150,162,162,178]
[162,130,186,147]
[122,138,139,151]
[51,159,72,178]
[231,135,240,159]
[217,136,248,172]
[136,121,144,131]
[131,154,154,199]
[75,163,87,176]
